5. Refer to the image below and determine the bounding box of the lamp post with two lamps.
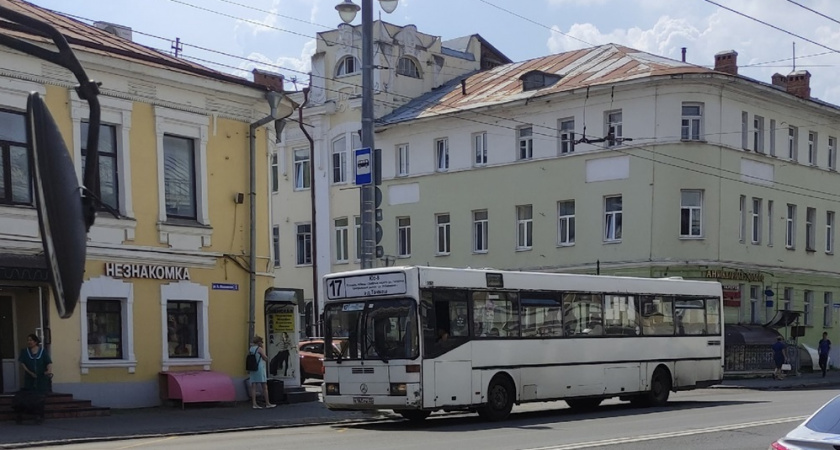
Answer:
[335,0,398,269]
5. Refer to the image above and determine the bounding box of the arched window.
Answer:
[335,56,361,77]
[397,56,421,78]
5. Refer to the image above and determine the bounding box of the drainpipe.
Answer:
[298,87,318,337]
[248,91,291,341]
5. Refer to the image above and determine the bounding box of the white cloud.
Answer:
[236,0,281,36]
[237,39,317,87]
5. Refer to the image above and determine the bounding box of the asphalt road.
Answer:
[37,388,839,450]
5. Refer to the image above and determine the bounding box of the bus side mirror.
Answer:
[27,92,87,319]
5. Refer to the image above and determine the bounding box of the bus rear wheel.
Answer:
[478,377,514,421]
[396,410,431,422]
[632,367,671,407]
[565,398,603,411]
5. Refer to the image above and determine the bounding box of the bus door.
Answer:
[420,289,472,407]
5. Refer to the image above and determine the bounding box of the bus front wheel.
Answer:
[478,377,514,421]
[397,410,431,422]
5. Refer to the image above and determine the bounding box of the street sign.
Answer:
[354,147,372,185]
[212,283,239,291]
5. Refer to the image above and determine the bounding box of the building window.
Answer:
[749,285,760,324]
[769,119,777,156]
[783,287,792,311]
[788,126,798,161]
[739,195,746,243]
[830,137,837,170]
[557,200,575,245]
[334,218,349,263]
[559,118,575,154]
[825,292,833,327]
[332,136,348,184]
[768,200,774,247]
[354,216,362,261]
[751,198,762,244]
[396,56,421,78]
[606,110,623,147]
[473,210,489,253]
[604,195,623,242]
[516,205,533,250]
[436,214,451,255]
[808,131,817,165]
[753,115,764,153]
[397,144,410,176]
[806,207,816,251]
[335,55,360,76]
[786,204,796,249]
[163,134,197,220]
[86,299,123,360]
[435,138,449,171]
[681,103,702,141]
[517,126,533,160]
[270,152,279,193]
[81,122,119,211]
[294,148,310,190]
[827,211,835,254]
[296,223,312,265]
[272,226,280,267]
[680,190,703,238]
[804,290,813,326]
[397,217,411,257]
[167,301,198,358]
[741,111,748,149]
[473,132,488,166]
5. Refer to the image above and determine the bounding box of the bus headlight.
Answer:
[389,383,407,396]
[325,383,340,395]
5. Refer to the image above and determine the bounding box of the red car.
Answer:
[298,339,342,382]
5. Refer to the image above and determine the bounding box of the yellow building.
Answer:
[0,0,294,407]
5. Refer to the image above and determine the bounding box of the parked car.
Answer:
[770,394,840,449]
[298,338,342,383]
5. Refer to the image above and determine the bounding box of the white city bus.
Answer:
[322,266,723,421]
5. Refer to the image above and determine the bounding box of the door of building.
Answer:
[0,296,14,393]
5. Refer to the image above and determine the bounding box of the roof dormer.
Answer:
[520,70,562,91]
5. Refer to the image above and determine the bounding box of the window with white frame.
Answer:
[294,148,310,190]
[808,131,817,165]
[435,138,449,171]
[825,292,833,327]
[397,56,421,78]
[606,110,623,147]
[749,285,760,324]
[827,211,835,254]
[788,126,798,161]
[751,198,762,244]
[334,218,349,263]
[163,135,197,220]
[270,152,279,193]
[741,111,748,149]
[559,118,575,154]
[739,195,746,243]
[436,214,451,255]
[473,210,488,253]
[604,195,623,242]
[768,200,774,246]
[397,144,410,176]
[557,200,575,245]
[81,122,119,211]
[296,223,312,265]
[517,126,533,160]
[786,204,796,248]
[516,205,533,250]
[397,217,411,257]
[161,281,210,369]
[807,207,816,251]
[335,55,360,77]
[680,190,703,238]
[473,132,488,166]
[167,300,199,358]
[272,226,280,267]
[681,103,702,141]
[830,137,837,170]
[332,136,348,183]
[354,216,362,261]
[769,119,777,157]
[805,290,813,325]
[753,115,765,153]
[80,277,135,371]
[783,287,792,311]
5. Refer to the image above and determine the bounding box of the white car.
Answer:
[770,394,840,449]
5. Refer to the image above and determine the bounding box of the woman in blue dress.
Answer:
[771,336,788,380]
[248,335,276,409]
[18,334,53,392]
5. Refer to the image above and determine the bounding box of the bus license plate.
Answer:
[353,397,373,405]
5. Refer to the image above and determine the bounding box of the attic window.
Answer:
[397,57,421,78]
[336,56,361,77]
[520,71,562,91]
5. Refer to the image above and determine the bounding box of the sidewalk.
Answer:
[2,374,839,449]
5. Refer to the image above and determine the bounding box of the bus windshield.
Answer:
[324,298,419,361]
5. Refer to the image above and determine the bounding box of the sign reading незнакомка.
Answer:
[104,263,191,280]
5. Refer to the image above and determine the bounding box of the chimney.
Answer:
[786,70,811,99]
[681,47,686,62]
[714,50,738,75]
[252,69,285,92]
[771,73,787,89]
[461,79,467,95]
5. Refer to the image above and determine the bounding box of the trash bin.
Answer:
[267,379,286,404]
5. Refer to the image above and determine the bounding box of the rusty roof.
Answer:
[0,0,267,91]
[381,44,716,125]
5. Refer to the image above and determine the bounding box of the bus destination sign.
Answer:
[327,272,407,299]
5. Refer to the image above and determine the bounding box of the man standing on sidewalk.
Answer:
[818,332,831,378]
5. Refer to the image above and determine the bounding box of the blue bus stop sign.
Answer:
[354,148,372,185]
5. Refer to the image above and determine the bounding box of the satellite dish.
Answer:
[27,92,87,319]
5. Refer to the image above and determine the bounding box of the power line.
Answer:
[476,0,595,48]
[785,0,840,27]
[213,0,331,29]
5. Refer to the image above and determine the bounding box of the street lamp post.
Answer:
[336,0,398,269]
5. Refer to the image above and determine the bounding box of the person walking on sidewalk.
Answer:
[772,336,788,380]
[248,336,276,409]
[818,332,832,378]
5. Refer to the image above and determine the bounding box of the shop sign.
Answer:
[105,263,191,280]
[705,270,764,282]
[722,284,741,307]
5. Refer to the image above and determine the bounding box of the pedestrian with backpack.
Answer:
[247,335,276,409]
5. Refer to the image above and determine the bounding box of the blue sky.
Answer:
[26,0,840,104]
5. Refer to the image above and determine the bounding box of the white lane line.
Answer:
[523,416,809,450]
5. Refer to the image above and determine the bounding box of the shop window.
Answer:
[167,301,198,358]
[160,281,210,369]
[86,300,123,359]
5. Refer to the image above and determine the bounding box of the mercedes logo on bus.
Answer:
[360,383,368,394]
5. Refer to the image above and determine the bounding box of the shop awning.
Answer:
[724,324,782,345]
[0,254,49,282]
[764,310,801,328]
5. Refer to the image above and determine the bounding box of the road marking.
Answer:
[523,416,809,450]
[114,436,177,449]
